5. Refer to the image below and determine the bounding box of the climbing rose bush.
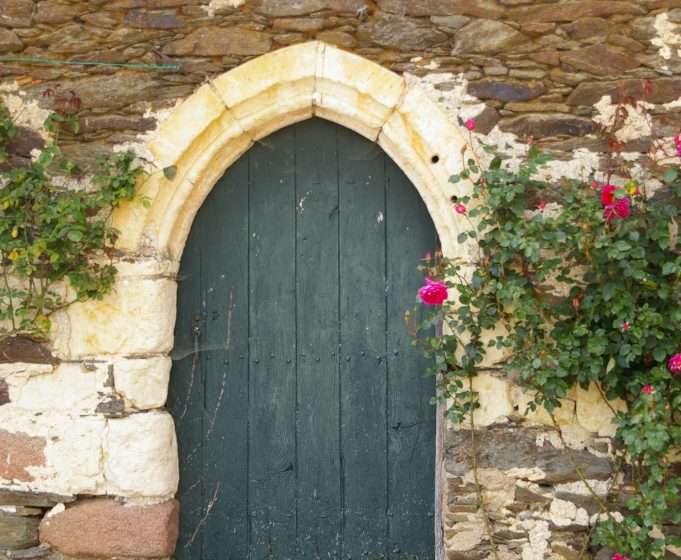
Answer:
[409,134,681,558]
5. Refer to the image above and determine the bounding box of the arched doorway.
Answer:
[168,118,437,559]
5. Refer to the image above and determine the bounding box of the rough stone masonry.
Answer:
[0,0,680,559]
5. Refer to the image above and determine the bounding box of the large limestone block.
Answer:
[9,362,107,413]
[52,277,177,358]
[314,43,406,140]
[112,356,171,410]
[470,372,513,426]
[104,412,178,498]
[0,409,107,494]
[44,415,107,495]
[0,363,54,402]
[211,41,318,140]
[574,383,627,436]
[40,498,179,558]
[379,85,473,259]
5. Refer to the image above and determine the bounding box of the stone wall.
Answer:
[1,1,680,559]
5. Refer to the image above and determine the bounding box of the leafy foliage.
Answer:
[0,101,146,340]
[409,136,680,557]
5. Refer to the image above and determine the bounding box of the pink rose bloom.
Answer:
[539,200,546,209]
[668,352,681,373]
[641,385,653,394]
[603,198,630,221]
[674,134,681,156]
[455,203,466,214]
[465,118,475,131]
[612,554,630,560]
[418,278,448,305]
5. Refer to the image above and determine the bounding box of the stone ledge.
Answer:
[445,425,613,484]
[39,498,179,558]
[0,338,56,366]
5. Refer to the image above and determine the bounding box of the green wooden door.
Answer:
[168,118,437,560]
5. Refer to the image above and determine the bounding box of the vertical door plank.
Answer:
[201,154,250,560]
[338,129,388,559]
[294,119,342,558]
[248,128,298,559]
[386,163,437,558]
[168,202,204,560]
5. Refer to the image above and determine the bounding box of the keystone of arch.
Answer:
[112,41,477,262]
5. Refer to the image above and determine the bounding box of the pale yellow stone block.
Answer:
[446,521,484,551]
[44,414,108,495]
[379,84,474,260]
[148,83,228,168]
[110,196,151,254]
[211,41,318,141]
[0,408,107,494]
[53,277,177,358]
[315,43,406,140]
[574,383,627,436]
[112,356,171,410]
[470,372,512,426]
[104,411,179,498]
[10,362,108,414]
[0,363,54,402]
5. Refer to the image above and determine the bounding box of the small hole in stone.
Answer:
[450,195,458,203]
[431,155,439,163]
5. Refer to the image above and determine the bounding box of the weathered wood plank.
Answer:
[338,130,388,559]
[168,198,204,560]
[200,153,250,559]
[248,126,297,559]
[386,161,437,558]
[294,119,342,557]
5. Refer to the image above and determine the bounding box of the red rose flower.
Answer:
[668,352,681,373]
[603,198,630,221]
[418,278,448,305]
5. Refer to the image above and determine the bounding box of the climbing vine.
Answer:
[409,107,681,558]
[0,94,169,342]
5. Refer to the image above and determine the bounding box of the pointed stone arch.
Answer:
[112,41,474,262]
[50,48,481,556]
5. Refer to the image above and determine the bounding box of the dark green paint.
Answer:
[168,118,437,560]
